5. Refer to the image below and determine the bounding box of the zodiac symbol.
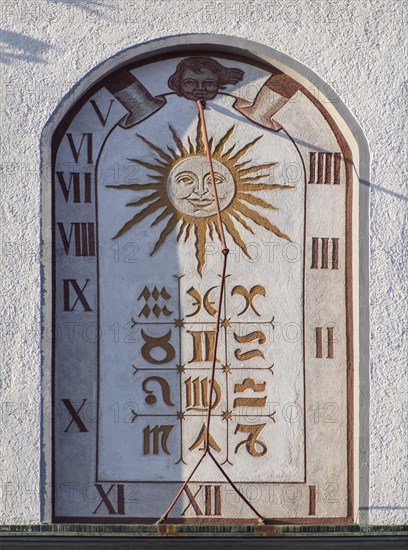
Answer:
[141,330,176,364]
[186,286,217,317]
[142,376,174,406]
[138,286,173,318]
[231,285,266,316]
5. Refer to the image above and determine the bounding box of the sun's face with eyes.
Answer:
[107,119,293,275]
[167,157,235,218]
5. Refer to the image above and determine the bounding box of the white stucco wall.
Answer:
[0,0,406,525]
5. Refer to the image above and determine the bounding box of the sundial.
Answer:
[49,44,356,523]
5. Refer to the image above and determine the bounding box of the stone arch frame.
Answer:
[40,34,369,524]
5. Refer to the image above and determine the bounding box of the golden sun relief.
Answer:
[107,118,293,275]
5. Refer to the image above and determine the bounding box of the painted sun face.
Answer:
[107,119,293,275]
[166,157,235,217]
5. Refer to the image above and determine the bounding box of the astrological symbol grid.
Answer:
[130,274,277,469]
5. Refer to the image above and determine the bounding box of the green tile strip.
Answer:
[0,524,406,538]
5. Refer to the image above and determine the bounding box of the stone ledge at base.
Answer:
[0,524,406,537]
[0,526,407,550]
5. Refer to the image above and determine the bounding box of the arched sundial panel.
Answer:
[45,37,359,523]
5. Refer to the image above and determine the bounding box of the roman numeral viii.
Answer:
[57,222,95,256]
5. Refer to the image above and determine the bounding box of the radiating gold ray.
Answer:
[238,162,278,176]
[177,220,188,241]
[195,117,205,154]
[151,207,172,226]
[241,183,294,192]
[212,220,221,241]
[167,146,181,159]
[152,158,168,168]
[184,222,192,242]
[151,215,178,255]
[235,160,252,169]
[126,192,160,208]
[113,198,162,239]
[169,125,188,157]
[228,136,262,163]
[208,222,214,240]
[146,174,164,182]
[234,202,292,242]
[127,158,167,174]
[237,193,278,210]
[136,134,173,163]
[222,144,236,159]
[208,137,214,152]
[194,223,206,276]
[213,126,235,156]
[229,210,255,234]
[240,174,272,183]
[187,136,195,154]
[106,183,159,191]
[223,213,250,257]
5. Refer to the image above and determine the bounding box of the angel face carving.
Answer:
[179,69,219,102]
[168,57,244,101]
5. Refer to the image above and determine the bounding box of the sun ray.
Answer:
[113,198,163,239]
[127,158,167,174]
[187,136,195,154]
[222,144,236,159]
[195,117,205,154]
[240,174,274,183]
[136,134,173,163]
[169,125,189,157]
[223,213,250,257]
[237,192,278,210]
[240,183,294,192]
[184,223,192,242]
[106,183,159,191]
[227,135,263,163]
[151,207,172,226]
[167,146,181,159]
[151,158,168,168]
[147,174,166,182]
[126,192,160,208]
[194,223,206,276]
[229,210,255,234]
[212,220,221,241]
[213,125,235,156]
[235,160,252,169]
[238,162,278,176]
[177,220,188,241]
[234,202,292,242]
[151,215,178,256]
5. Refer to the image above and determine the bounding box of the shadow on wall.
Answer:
[47,0,117,19]
[361,180,407,202]
[0,29,51,64]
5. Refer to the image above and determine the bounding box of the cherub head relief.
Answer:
[168,57,244,101]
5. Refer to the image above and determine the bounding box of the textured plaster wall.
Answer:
[0,0,406,525]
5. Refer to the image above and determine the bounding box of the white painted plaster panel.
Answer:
[0,0,406,525]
